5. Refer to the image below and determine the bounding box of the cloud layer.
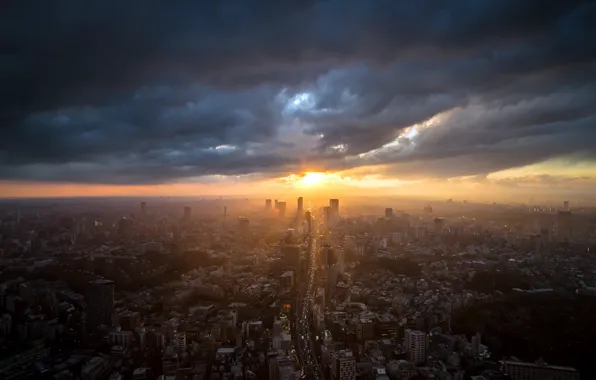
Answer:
[1,0,595,184]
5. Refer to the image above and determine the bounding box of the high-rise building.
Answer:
[557,210,572,242]
[305,211,312,233]
[86,279,114,331]
[405,329,427,365]
[224,206,227,218]
[330,350,356,380]
[297,197,304,214]
[277,201,287,218]
[330,199,339,221]
[140,202,147,217]
[265,199,272,210]
[434,217,445,235]
[385,208,393,218]
[563,200,570,211]
[183,206,192,220]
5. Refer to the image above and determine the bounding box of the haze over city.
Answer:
[1,2,596,380]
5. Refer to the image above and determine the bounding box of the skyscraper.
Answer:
[86,279,114,331]
[384,208,393,218]
[434,217,445,235]
[140,201,147,217]
[305,211,312,234]
[557,210,572,242]
[277,202,287,218]
[297,197,304,214]
[563,200,570,211]
[265,199,272,210]
[330,199,339,219]
[184,206,191,220]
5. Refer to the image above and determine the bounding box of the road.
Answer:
[295,216,324,380]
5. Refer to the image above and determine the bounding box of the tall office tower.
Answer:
[274,199,279,209]
[277,202,287,218]
[265,199,272,210]
[385,208,393,218]
[321,244,336,268]
[140,202,147,217]
[183,206,191,220]
[329,199,339,220]
[305,211,312,233]
[563,200,570,211]
[224,206,227,218]
[405,329,427,365]
[297,197,304,214]
[330,350,356,380]
[86,279,114,331]
[434,217,445,235]
[557,210,572,242]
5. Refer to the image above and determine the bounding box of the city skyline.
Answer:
[1,1,595,201]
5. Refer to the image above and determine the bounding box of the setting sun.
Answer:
[300,172,328,186]
[281,172,345,188]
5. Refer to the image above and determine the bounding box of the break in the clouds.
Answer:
[1,0,595,184]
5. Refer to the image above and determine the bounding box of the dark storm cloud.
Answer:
[0,0,595,183]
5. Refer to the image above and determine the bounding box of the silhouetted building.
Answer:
[297,197,304,214]
[557,210,572,242]
[434,217,445,235]
[563,200,570,211]
[330,199,339,221]
[86,279,114,331]
[183,206,192,220]
[266,199,272,210]
[305,211,312,233]
[140,202,147,217]
[385,208,393,218]
[277,202,287,218]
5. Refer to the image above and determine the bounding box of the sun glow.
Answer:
[300,172,327,186]
[282,172,344,188]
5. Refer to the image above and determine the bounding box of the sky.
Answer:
[1,1,595,201]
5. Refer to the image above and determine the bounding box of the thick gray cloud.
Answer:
[0,0,595,183]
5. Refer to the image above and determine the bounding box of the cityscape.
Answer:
[2,1,596,380]
[0,196,594,380]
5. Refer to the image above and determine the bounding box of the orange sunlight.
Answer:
[281,172,346,188]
